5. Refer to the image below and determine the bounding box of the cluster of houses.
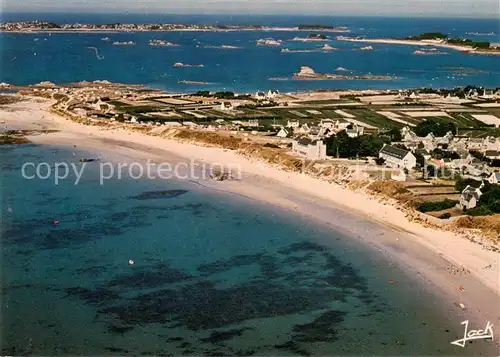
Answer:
[279,119,361,160]
[255,90,280,101]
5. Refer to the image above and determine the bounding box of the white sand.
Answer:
[3,97,500,325]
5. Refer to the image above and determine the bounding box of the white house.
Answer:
[489,172,500,184]
[255,91,266,100]
[459,190,480,210]
[267,89,280,99]
[292,137,327,160]
[401,127,418,142]
[379,144,417,170]
[459,183,484,210]
[287,120,300,129]
[220,102,234,110]
[320,119,335,130]
[276,128,290,138]
[295,123,310,134]
[247,119,259,127]
[345,124,364,138]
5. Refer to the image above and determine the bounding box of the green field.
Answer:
[344,108,404,129]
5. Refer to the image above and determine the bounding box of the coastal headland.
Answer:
[1,81,499,343]
[0,21,351,33]
[337,33,500,55]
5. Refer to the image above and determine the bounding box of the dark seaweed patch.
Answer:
[130,190,188,200]
[292,310,346,343]
[104,347,128,353]
[66,240,377,348]
[65,287,120,305]
[108,325,134,334]
[166,337,184,342]
[197,253,263,275]
[105,262,193,289]
[75,265,108,277]
[200,328,251,344]
[278,242,326,255]
[274,341,311,356]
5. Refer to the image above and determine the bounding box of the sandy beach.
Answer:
[337,37,500,55]
[2,97,499,336]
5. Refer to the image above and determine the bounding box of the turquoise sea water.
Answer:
[1,143,496,355]
[1,14,499,92]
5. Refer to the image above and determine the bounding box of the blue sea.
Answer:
[0,14,499,92]
[0,141,497,355]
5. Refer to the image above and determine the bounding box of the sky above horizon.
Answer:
[2,0,499,18]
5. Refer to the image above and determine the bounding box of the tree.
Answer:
[490,159,500,167]
[375,157,385,166]
[425,164,437,178]
[325,131,385,158]
[469,150,486,161]
[431,148,460,160]
[455,177,470,192]
[387,127,402,142]
[414,152,426,169]
[414,118,457,137]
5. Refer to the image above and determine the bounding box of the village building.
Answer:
[459,181,484,210]
[295,123,310,134]
[485,137,500,151]
[220,102,234,111]
[379,144,417,170]
[255,91,266,100]
[267,89,280,99]
[292,137,327,160]
[466,138,487,151]
[247,119,259,127]
[345,124,364,138]
[488,172,500,184]
[276,127,291,138]
[485,150,500,160]
[319,119,335,130]
[286,120,300,129]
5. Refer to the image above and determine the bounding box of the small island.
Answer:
[293,66,396,80]
[173,62,205,68]
[149,39,180,47]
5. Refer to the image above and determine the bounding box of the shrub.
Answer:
[466,206,493,216]
[487,200,500,213]
[418,199,458,213]
[438,213,451,219]
[263,143,280,149]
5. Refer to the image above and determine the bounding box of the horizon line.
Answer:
[1,11,499,20]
